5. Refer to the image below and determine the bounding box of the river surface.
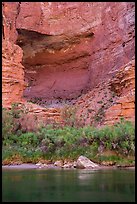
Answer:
[2,168,135,202]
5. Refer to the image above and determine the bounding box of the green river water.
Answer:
[2,168,135,202]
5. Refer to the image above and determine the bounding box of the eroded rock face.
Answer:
[2,2,135,126]
[2,2,25,107]
[16,28,94,104]
[15,2,135,106]
[104,58,135,125]
[2,40,25,107]
[75,58,135,126]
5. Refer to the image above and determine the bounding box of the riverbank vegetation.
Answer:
[2,105,135,166]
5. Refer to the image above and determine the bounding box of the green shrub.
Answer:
[2,117,135,164]
[2,107,14,139]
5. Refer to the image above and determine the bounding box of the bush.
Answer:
[2,117,135,164]
[2,107,14,139]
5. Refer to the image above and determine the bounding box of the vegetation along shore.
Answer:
[2,105,135,169]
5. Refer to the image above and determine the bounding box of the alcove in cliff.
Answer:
[16,28,94,107]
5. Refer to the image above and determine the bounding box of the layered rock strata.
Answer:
[2,40,25,107]
[2,2,135,126]
[2,2,25,107]
[75,58,135,126]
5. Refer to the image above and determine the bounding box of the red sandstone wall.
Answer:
[16,2,135,88]
[2,40,25,107]
[2,2,135,126]
[76,58,135,126]
[2,2,25,107]
[2,2,20,42]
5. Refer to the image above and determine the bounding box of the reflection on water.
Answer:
[2,168,135,202]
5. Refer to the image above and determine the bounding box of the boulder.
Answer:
[76,155,99,169]
[54,160,63,167]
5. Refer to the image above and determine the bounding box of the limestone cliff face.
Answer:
[2,2,135,126]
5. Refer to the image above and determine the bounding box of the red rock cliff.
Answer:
[2,2,135,126]
[2,2,25,107]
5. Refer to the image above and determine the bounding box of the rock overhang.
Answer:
[16,28,94,106]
